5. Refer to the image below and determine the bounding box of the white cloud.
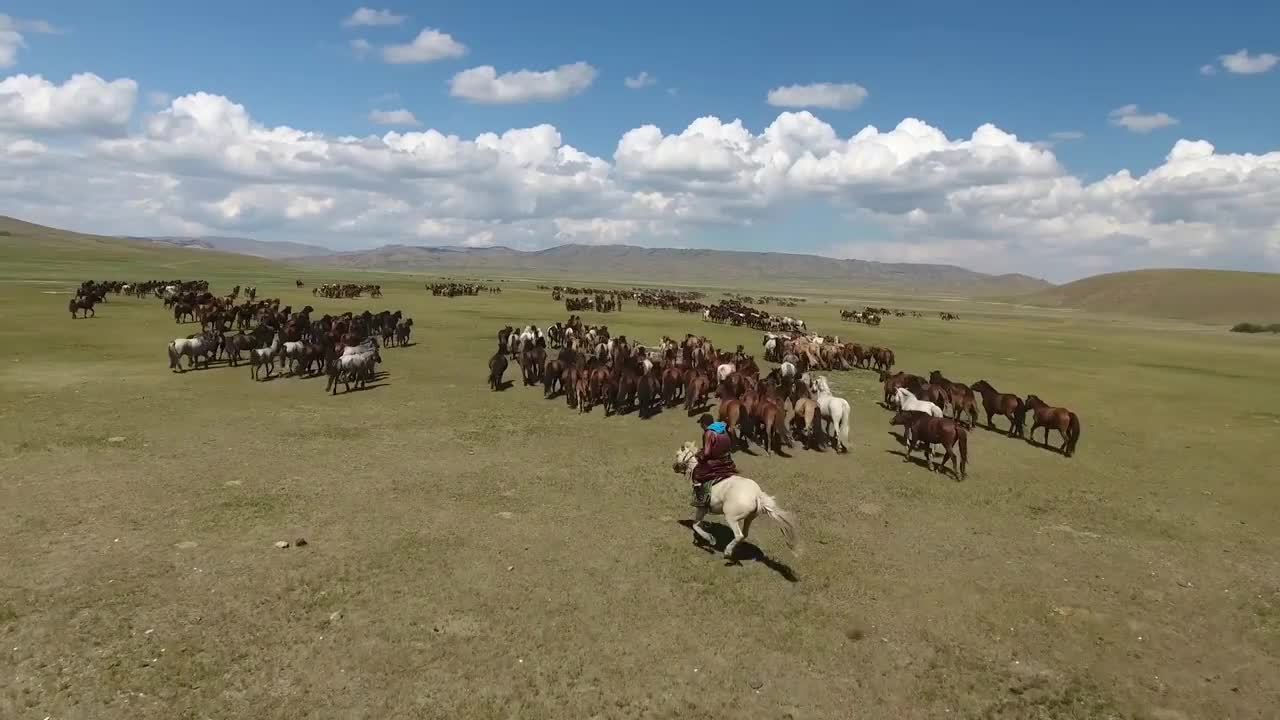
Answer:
[0,15,59,69]
[1200,64,1217,76]
[1218,49,1279,75]
[3,76,1279,277]
[451,62,597,104]
[0,73,137,134]
[624,72,656,89]
[381,28,466,64]
[767,82,868,110]
[342,8,406,27]
[368,108,420,125]
[350,38,372,58]
[1108,104,1178,133]
[461,230,495,248]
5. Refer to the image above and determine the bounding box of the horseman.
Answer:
[690,414,738,507]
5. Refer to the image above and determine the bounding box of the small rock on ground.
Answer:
[107,436,126,444]
[274,540,290,549]
[294,538,308,547]
[329,611,343,622]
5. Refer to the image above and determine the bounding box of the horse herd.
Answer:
[485,316,1084,482]
[66,279,412,395]
[312,283,383,299]
[427,282,501,296]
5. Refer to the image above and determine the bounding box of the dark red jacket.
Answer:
[693,429,736,484]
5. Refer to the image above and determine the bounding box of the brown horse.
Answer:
[971,380,1025,437]
[1022,395,1081,457]
[930,371,979,428]
[487,351,508,391]
[684,373,711,415]
[68,297,96,319]
[718,396,745,450]
[890,410,968,480]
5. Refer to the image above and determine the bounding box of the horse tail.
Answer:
[837,400,851,450]
[1067,412,1081,456]
[756,492,799,552]
[167,341,179,369]
[958,427,968,480]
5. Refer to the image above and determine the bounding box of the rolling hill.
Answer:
[1023,268,1280,324]
[291,243,1053,295]
[124,235,336,260]
[0,216,280,281]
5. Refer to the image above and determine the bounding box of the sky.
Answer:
[1,1,1278,280]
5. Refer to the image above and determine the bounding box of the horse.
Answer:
[971,380,1025,436]
[68,297,96,319]
[893,387,944,418]
[1022,395,1081,456]
[248,334,282,380]
[807,375,852,453]
[329,346,381,394]
[167,332,218,372]
[672,442,799,562]
[488,351,509,391]
[890,410,968,480]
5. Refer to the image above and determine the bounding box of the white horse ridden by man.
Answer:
[805,374,852,453]
[671,443,799,562]
[893,387,943,418]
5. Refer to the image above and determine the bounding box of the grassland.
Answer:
[1,230,1278,719]
[1024,268,1280,325]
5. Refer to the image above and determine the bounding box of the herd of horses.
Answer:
[312,283,383,299]
[484,314,1083,482]
[427,282,501,296]
[487,320,860,460]
[68,279,410,394]
[723,293,804,307]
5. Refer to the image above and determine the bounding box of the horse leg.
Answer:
[691,507,715,547]
[723,516,747,562]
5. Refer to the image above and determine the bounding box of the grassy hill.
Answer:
[122,234,337,260]
[1023,268,1280,324]
[293,243,1053,296]
[0,216,283,283]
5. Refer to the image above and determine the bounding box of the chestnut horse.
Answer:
[971,380,1025,437]
[1022,395,1081,457]
[890,410,968,480]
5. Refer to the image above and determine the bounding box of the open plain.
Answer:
[1,225,1278,719]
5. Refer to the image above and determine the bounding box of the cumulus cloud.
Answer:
[1218,49,1279,75]
[3,76,1278,278]
[1108,104,1178,133]
[624,72,656,89]
[342,8,406,27]
[451,62,597,104]
[767,82,868,110]
[368,108,420,125]
[381,28,466,63]
[0,73,137,134]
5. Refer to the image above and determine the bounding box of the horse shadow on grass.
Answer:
[675,519,799,583]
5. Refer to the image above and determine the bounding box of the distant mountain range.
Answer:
[14,221,1051,295]
[122,235,336,260]
[287,243,1053,295]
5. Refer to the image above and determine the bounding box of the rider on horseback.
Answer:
[691,414,738,507]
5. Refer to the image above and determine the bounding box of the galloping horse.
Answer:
[672,443,799,562]
[805,375,852,453]
[68,297,97,319]
[1022,395,1081,456]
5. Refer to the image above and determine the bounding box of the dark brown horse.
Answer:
[890,410,968,480]
[487,351,508,391]
[1022,395,1081,456]
[971,380,1025,437]
[929,371,979,428]
[68,297,96,319]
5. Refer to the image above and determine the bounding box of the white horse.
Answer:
[807,375,852,453]
[167,332,217,372]
[716,363,736,383]
[893,387,943,418]
[779,361,797,380]
[248,334,282,380]
[672,443,799,561]
[282,340,308,376]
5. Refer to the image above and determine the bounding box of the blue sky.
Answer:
[2,1,1279,279]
